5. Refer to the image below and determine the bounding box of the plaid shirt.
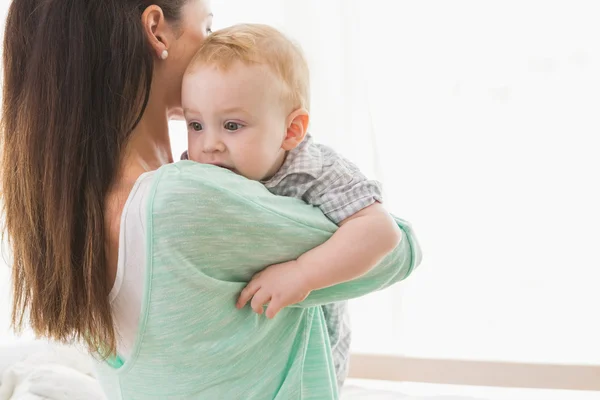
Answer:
[263,134,383,387]
[262,134,383,224]
[182,134,383,387]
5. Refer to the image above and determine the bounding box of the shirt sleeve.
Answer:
[151,162,422,307]
[263,136,384,224]
[304,154,383,224]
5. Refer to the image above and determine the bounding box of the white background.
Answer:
[3,0,600,367]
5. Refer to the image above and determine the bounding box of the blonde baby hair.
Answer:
[186,23,310,112]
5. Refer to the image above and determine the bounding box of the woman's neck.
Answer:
[119,91,174,185]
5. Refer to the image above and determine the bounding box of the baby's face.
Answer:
[182,62,289,181]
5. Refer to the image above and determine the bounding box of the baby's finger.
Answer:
[250,289,271,315]
[265,298,284,319]
[237,281,260,309]
[251,271,262,279]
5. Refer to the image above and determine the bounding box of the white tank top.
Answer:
[108,171,156,358]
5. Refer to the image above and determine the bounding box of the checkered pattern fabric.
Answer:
[262,134,383,224]
[263,134,383,387]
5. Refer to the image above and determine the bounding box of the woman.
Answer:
[1,0,421,399]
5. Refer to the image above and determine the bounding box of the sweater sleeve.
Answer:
[150,162,422,307]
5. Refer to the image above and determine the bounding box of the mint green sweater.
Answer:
[96,162,422,399]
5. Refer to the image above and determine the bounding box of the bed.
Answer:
[1,339,598,400]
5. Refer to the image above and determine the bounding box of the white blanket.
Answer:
[0,341,106,400]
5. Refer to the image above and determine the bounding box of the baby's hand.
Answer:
[236,260,312,319]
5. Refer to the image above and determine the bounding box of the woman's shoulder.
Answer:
[154,161,271,200]
[148,161,337,233]
[143,161,337,284]
[150,161,279,217]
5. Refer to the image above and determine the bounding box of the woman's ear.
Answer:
[281,109,310,151]
[141,5,170,59]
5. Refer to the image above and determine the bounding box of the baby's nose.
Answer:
[203,133,225,153]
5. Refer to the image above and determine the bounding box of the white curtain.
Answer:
[355,0,599,365]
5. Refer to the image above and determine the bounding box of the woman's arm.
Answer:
[150,162,422,307]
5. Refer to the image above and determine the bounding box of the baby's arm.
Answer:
[236,136,402,318]
[236,203,401,318]
[298,202,401,289]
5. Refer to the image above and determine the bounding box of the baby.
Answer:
[180,24,401,386]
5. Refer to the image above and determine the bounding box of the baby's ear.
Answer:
[281,109,309,151]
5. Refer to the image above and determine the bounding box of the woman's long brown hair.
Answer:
[1,0,186,356]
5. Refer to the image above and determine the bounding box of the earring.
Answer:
[160,50,169,60]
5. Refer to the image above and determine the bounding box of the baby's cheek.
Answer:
[186,137,203,162]
[235,153,267,181]
[242,160,270,181]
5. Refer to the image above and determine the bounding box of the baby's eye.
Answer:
[206,27,213,35]
[189,122,203,131]
[224,122,243,132]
